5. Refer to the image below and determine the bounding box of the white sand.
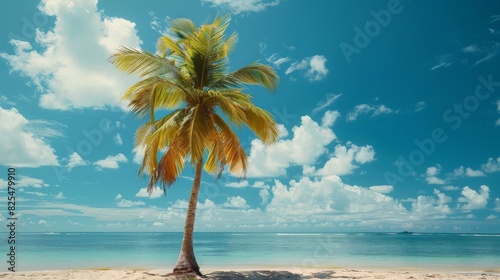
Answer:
[1,268,499,279]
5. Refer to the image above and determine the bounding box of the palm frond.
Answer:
[170,18,197,40]
[211,113,247,177]
[109,47,179,78]
[213,62,279,91]
[243,105,280,145]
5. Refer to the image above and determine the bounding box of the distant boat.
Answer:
[396,231,413,235]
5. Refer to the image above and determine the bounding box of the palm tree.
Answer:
[110,14,279,276]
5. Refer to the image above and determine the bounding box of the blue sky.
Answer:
[1,0,500,233]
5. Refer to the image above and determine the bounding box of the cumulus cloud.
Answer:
[223,196,249,209]
[0,176,47,189]
[252,181,271,189]
[266,176,407,220]
[481,156,500,173]
[132,145,146,165]
[347,104,397,121]
[458,185,490,210]
[411,189,452,217]
[495,198,500,212]
[201,0,280,14]
[135,187,164,199]
[246,114,336,177]
[369,185,394,194]
[225,180,249,188]
[0,0,141,110]
[442,185,459,191]
[115,193,145,208]
[67,152,87,170]
[94,153,128,170]
[285,55,328,81]
[114,133,123,145]
[54,192,66,199]
[315,143,375,177]
[465,167,485,177]
[321,110,340,127]
[259,189,270,205]
[0,106,59,167]
[425,165,445,185]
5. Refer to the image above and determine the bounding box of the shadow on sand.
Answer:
[204,270,358,279]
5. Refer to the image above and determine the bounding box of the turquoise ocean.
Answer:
[5,232,500,272]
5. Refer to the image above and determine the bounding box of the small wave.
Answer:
[45,232,60,235]
[276,233,322,236]
[460,234,500,237]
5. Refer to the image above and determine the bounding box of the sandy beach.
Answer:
[1,268,499,280]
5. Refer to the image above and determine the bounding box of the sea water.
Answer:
[5,232,500,272]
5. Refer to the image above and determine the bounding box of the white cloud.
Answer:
[1,176,47,189]
[0,95,15,106]
[430,54,452,71]
[482,156,500,173]
[67,152,88,170]
[115,193,145,208]
[442,185,459,191]
[458,185,490,210]
[453,166,465,177]
[369,185,393,194]
[491,15,500,24]
[266,176,407,220]
[54,192,66,199]
[38,220,47,225]
[487,214,497,220]
[94,153,128,170]
[223,196,249,209]
[285,55,328,81]
[135,187,164,199]
[226,180,249,188]
[463,45,479,54]
[315,143,375,177]
[202,0,280,14]
[321,110,340,127]
[246,114,336,177]
[411,189,451,217]
[152,222,165,227]
[347,104,396,121]
[495,198,500,212]
[0,106,59,167]
[259,189,270,205]
[465,167,485,177]
[425,165,445,185]
[22,190,48,197]
[430,62,452,71]
[413,101,426,112]
[0,0,141,110]
[312,93,342,115]
[266,53,291,68]
[473,43,499,66]
[114,133,123,145]
[252,181,271,189]
[132,145,146,165]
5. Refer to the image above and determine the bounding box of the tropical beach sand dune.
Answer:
[1,269,499,280]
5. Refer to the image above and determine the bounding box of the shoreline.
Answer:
[1,267,499,280]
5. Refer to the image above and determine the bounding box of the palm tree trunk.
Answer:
[173,159,203,276]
